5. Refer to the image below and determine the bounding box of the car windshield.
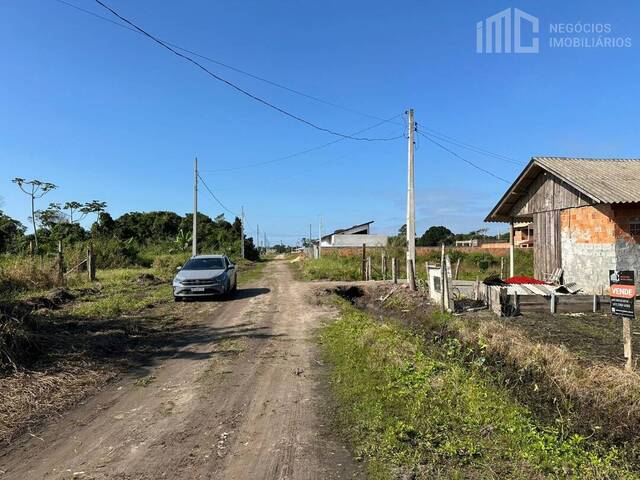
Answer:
[182,257,225,271]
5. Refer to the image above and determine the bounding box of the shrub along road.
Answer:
[0,260,361,479]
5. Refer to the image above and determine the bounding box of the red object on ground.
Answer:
[506,276,546,285]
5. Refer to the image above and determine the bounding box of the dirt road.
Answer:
[0,261,361,480]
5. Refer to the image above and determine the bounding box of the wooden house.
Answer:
[485,157,640,293]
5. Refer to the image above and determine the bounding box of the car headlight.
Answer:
[213,272,227,283]
[173,276,185,286]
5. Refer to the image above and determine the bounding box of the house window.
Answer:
[631,221,640,236]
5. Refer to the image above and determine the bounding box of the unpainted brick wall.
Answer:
[560,204,640,293]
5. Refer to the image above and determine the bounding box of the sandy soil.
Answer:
[0,261,361,480]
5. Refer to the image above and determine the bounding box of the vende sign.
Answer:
[611,284,637,299]
[610,270,636,318]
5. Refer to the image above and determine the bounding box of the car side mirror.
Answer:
[176,266,181,272]
[228,263,235,270]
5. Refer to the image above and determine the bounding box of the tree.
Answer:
[64,200,107,224]
[35,202,65,229]
[418,226,454,246]
[388,224,408,248]
[91,212,116,238]
[174,229,192,252]
[12,177,57,253]
[0,211,25,253]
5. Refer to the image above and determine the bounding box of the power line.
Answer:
[420,128,524,166]
[417,131,511,184]
[57,0,525,165]
[197,173,240,218]
[93,0,399,142]
[54,0,400,127]
[202,114,403,173]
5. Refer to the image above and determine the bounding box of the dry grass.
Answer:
[0,256,60,295]
[0,364,111,445]
[459,318,640,441]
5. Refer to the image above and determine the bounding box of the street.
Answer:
[0,260,360,480]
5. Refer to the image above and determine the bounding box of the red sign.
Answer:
[611,284,637,299]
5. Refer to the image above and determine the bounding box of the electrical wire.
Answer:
[197,173,240,218]
[202,114,403,173]
[420,128,525,165]
[56,0,526,165]
[93,0,400,142]
[417,131,511,184]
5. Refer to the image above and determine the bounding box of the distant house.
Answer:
[455,239,479,247]
[320,221,388,248]
[486,157,640,293]
[514,222,534,248]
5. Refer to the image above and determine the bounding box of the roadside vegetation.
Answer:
[321,298,639,479]
[1,188,271,446]
[296,248,533,282]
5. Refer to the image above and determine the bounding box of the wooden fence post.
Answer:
[624,317,633,371]
[440,244,446,313]
[500,257,505,279]
[381,253,387,280]
[57,241,64,285]
[88,244,96,282]
[550,293,557,314]
[407,258,416,291]
[592,294,599,313]
[454,258,461,280]
[392,258,397,284]
[366,257,372,281]
[361,243,366,281]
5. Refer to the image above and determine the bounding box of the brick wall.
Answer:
[614,205,640,289]
[560,205,616,293]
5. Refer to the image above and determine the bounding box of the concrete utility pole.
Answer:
[257,225,260,251]
[192,157,198,257]
[406,109,416,290]
[240,206,245,259]
[318,215,323,258]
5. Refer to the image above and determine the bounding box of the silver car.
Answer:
[172,254,237,301]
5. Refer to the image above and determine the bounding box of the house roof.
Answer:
[485,157,640,222]
[322,221,374,240]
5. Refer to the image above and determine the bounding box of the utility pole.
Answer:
[309,224,312,247]
[257,225,260,252]
[240,206,245,259]
[318,215,323,258]
[406,109,416,290]
[264,232,267,251]
[192,157,198,257]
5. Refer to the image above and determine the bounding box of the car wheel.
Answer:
[174,296,181,302]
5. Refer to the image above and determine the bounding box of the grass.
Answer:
[321,300,637,479]
[296,255,362,281]
[67,268,171,318]
[295,249,534,283]
[237,258,269,285]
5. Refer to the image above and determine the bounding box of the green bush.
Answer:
[152,253,190,280]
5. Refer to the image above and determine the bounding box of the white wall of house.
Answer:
[322,234,388,248]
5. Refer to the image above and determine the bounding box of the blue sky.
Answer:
[1,0,639,244]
